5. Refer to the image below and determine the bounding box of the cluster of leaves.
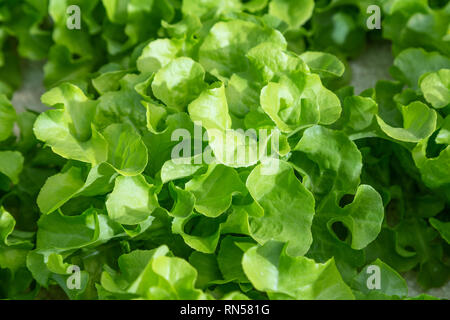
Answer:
[0,0,449,300]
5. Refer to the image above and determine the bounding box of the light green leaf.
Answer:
[188,83,232,132]
[199,20,286,78]
[352,259,408,298]
[376,101,437,142]
[36,208,100,253]
[0,151,24,184]
[390,48,450,90]
[37,166,85,215]
[161,156,205,184]
[260,72,341,132]
[168,183,195,218]
[246,42,308,83]
[100,246,205,299]
[342,96,378,131]
[102,123,148,176]
[181,0,241,21]
[324,185,384,250]
[152,57,206,111]
[137,38,181,73]
[293,125,362,196]
[186,164,247,218]
[269,0,314,29]
[128,247,204,299]
[260,81,298,133]
[77,162,118,197]
[419,69,450,109]
[143,112,198,176]
[172,213,225,253]
[0,207,16,246]
[242,242,354,299]
[246,159,315,256]
[106,175,158,225]
[34,109,108,165]
[299,51,345,79]
[92,66,129,95]
[144,100,167,134]
[413,140,450,190]
[208,129,260,168]
[94,74,148,132]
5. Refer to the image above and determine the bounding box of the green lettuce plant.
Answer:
[0,0,449,300]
